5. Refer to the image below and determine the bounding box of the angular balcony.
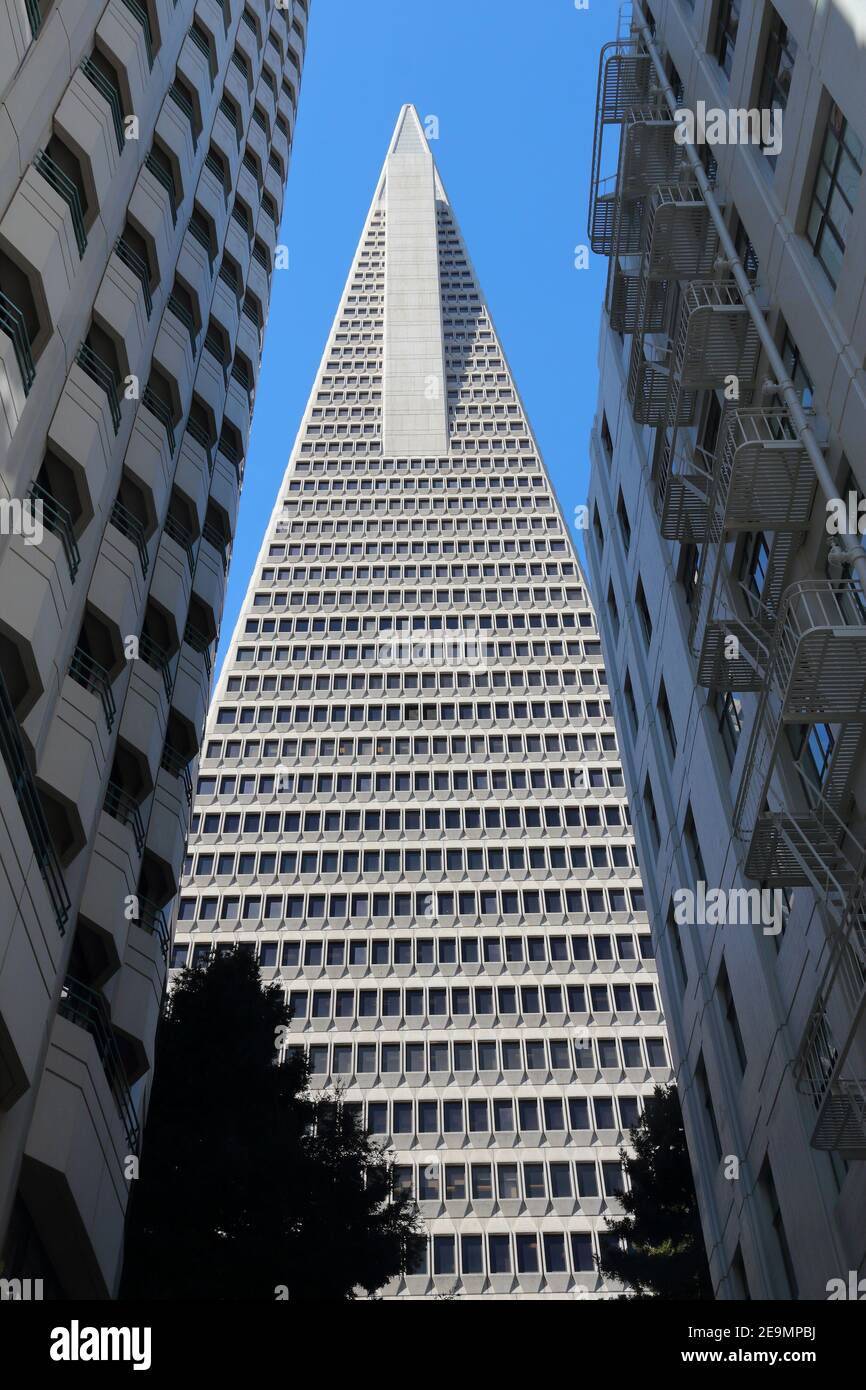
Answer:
[33,149,87,260]
[57,977,139,1152]
[104,779,145,854]
[75,341,121,433]
[0,670,70,933]
[110,497,150,577]
[28,479,80,582]
[0,290,36,396]
[68,646,116,732]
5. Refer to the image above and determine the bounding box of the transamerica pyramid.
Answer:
[171,105,672,1299]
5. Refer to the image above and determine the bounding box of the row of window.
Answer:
[174,930,653,969]
[259,561,579,582]
[290,1044,655,1092]
[275,514,562,534]
[185,842,637,876]
[175,885,641,922]
[191,800,629,833]
[212,699,614,730]
[202,732,614,763]
[225,665,604,690]
[309,1089,662,1136]
[266,537,571,557]
[195,766,623,796]
[281,497,553,517]
[392,1156,630,1203]
[277,987,662,1030]
[404,1228,614,1280]
[285,475,548,495]
[248,586,583,612]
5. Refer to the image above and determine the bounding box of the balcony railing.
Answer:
[0,291,36,395]
[69,647,116,730]
[204,151,228,201]
[183,620,214,678]
[187,213,214,272]
[120,0,154,69]
[75,342,121,432]
[58,977,140,1152]
[34,150,87,258]
[25,0,42,39]
[137,896,170,958]
[28,480,80,581]
[184,416,215,472]
[201,519,229,572]
[166,293,198,352]
[104,780,145,853]
[114,236,152,317]
[144,151,177,226]
[110,498,149,577]
[161,743,193,805]
[163,513,197,574]
[139,632,173,701]
[141,385,176,455]
[168,82,198,149]
[0,670,69,932]
[188,25,215,84]
[80,57,125,155]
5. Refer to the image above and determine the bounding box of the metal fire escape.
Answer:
[589,10,866,1155]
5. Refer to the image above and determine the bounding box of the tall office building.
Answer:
[0,0,308,1295]
[173,104,673,1300]
[586,0,866,1299]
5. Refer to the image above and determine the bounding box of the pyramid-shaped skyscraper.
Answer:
[172,106,672,1299]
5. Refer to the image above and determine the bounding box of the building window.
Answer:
[623,670,638,734]
[616,490,631,551]
[600,411,613,462]
[635,577,652,645]
[643,777,661,849]
[733,213,759,282]
[717,958,747,1074]
[696,1052,722,1160]
[607,582,620,639]
[657,679,676,757]
[683,803,706,883]
[713,689,743,767]
[806,101,864,288]
[787,721,835,789]
[759,1157,798,1298]
[679,542,701,608]
[740,531,770,604]
[778,325,814,408]
[757,8,797,166]
[713,0,741,79]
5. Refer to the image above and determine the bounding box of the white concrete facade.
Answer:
[586,0,866,1300]
[0,0,307,1295]
[173,103,674,1300]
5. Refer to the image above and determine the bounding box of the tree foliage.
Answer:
[596,1084,713,1300]
[121,949,423,1300]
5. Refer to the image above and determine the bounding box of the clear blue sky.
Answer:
[217,0,613,673]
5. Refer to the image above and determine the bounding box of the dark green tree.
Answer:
[597,1083,713,1300]
[121,948,423,1300]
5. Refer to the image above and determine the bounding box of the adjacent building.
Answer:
[586,0,866,1298]
[172,104,673,1299]
[0,0,308,1296]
